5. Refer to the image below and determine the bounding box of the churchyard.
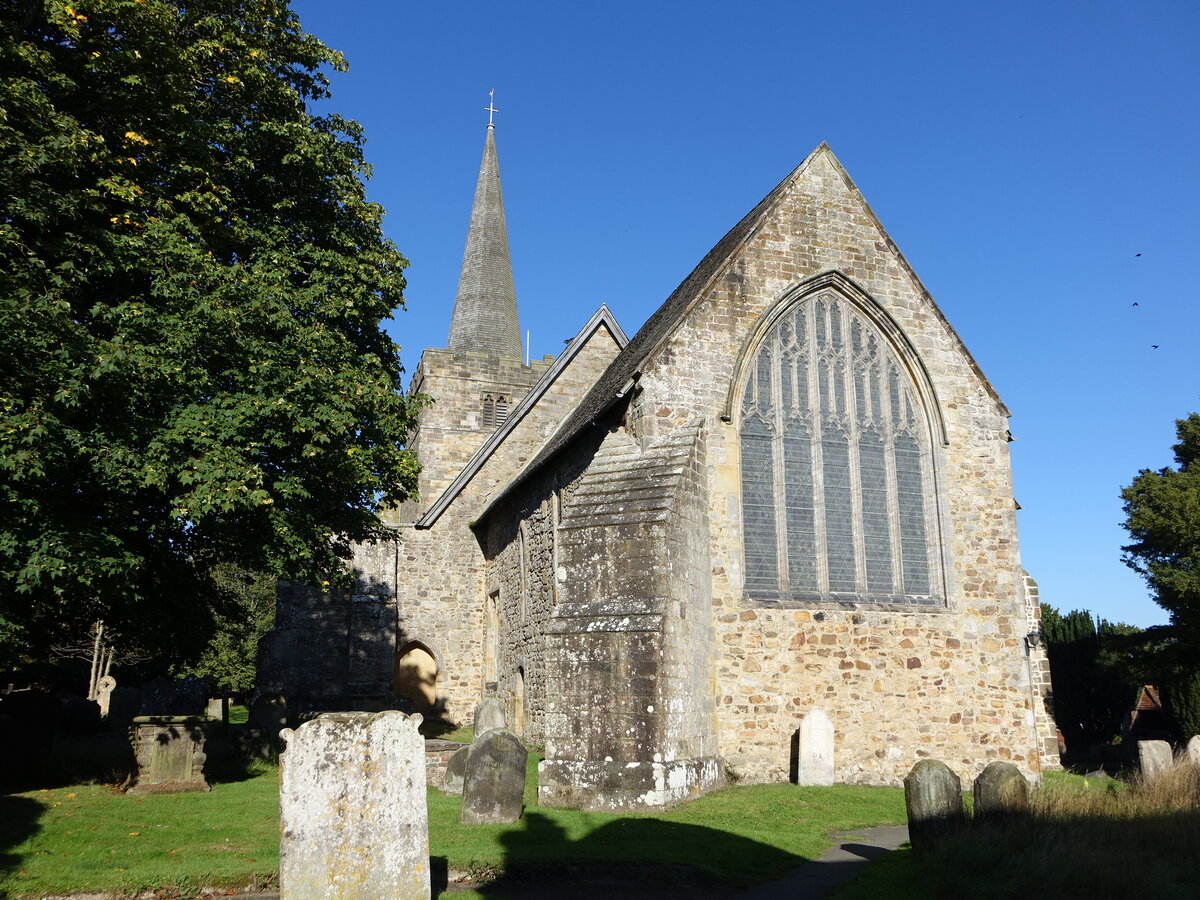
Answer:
[3,703,1200,900]
[0,725,907,897]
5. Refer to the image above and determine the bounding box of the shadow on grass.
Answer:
[837,810,1200,900]
[0,795,42,883]
[474,811,803,898]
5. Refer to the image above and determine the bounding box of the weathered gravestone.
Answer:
[1138,739,1173,779]
[1187,735,1200,768]
[280,710,429,900]
[796,707,835,786]
[443,745,470,795]
[973,761,1030,820]
[249,694,289,741]
[461,729,527,824]
[106,686,141,729]
[140,676,206,716]
[127,716,210,794]
[206,695,230,724]
[903,759,964,853]
[473,698,505,737]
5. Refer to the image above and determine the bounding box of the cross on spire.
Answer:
[484,88,498,126]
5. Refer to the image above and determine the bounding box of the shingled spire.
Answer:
[446,117,521,358]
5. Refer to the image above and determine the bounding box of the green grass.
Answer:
[1,750,907,897]
[0,767,281,898]
[834,767,1200,900]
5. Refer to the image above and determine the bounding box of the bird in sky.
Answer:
[1151,344,1160,349]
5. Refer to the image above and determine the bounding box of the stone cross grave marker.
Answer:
[903,759,964,853]
[461,728,527,824]
[972,761,1030,820]
[95,675,116,718]
[280,710,429,900]
[1138,739,1173,779]
[796,707,834,786]
[473,698,506,737]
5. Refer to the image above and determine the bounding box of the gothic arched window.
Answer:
[739,288,943,606]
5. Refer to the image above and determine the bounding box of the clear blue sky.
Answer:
[292,0,1198,629]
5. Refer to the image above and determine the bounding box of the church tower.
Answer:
[390,106,555,522]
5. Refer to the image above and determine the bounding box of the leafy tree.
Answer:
[173,565,275,692]
[1122,413,1200,650]
[0,0,421,670]
[1040,604,1141,749]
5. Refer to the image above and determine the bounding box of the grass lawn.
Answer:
[1,752,907,897]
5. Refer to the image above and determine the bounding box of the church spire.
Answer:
[446,95,521,358]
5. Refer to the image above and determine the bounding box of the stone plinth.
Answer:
[280,710,429,900]
[127,716,210,795]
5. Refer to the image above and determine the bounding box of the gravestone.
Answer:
[443,745,470,795]
[461,729,527,824]
[796,707,835,786]
[249,694,289,740]
[903,759,964,853]
[1138,739,1173,779]
[107,686,141,729]
[140,676,205,716]
[280,710,429,900]
[473,698,505,737]
[1187,735,1200,768]
[95,675,116,718]
[127,716,210,794]
[206,696,229,723]
[972,761,1030,820]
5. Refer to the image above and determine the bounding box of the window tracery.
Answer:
[739,289,942,605]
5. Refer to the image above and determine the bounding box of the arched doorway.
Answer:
[394,641,439,716]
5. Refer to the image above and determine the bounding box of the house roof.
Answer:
[414,304,628,528]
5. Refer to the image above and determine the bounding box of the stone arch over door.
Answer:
[394,640,440,717]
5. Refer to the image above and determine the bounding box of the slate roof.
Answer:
[477,143,1006,520]
[414,304,628,528]
[446,124,521,357]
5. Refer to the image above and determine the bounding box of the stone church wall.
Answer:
[619,149,1046,784]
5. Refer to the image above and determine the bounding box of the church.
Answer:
[260,116,1059,811]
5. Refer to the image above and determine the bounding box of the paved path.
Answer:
[731,824,909,899]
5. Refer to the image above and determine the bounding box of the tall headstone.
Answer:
[280,710,429,900]
[461,728,527,824]
[1186,735,1200,768]
[903,759,964,853]
[796,707,835,786]
[1138,739,1173,779]
[972,761,1030,820]
[473,698,506,737]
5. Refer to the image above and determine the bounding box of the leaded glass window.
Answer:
[739,290,941,605]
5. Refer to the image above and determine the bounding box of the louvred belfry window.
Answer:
[739,289,942,606]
